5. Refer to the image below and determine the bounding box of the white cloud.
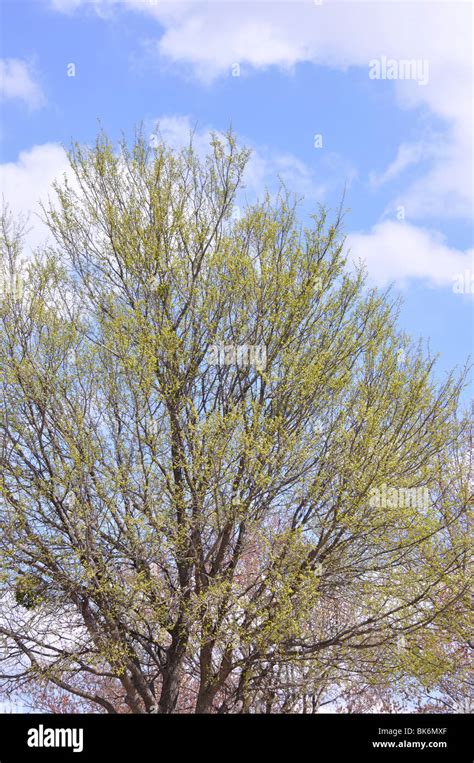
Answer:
[347,221,474,289]
[0,144,70,253]
[0,58,46,110]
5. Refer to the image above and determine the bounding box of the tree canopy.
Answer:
[0,129,471,713]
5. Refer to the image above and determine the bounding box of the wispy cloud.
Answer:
[0,58,46,110]
[369,142,431,188]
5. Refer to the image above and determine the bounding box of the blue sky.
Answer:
[0,0,472,404]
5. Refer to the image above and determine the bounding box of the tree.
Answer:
[0,128,471,713]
